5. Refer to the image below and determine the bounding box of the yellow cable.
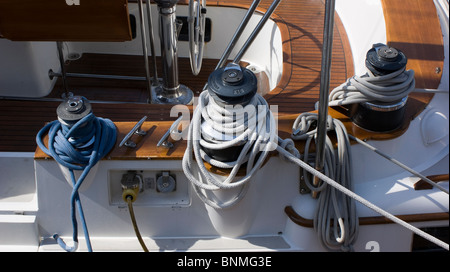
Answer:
[126,196,149,252]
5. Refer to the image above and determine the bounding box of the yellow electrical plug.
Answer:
[120,171,148,252]
[120,171,142,203]
[122,187,139,203]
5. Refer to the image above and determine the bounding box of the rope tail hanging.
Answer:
[292,112,359,251]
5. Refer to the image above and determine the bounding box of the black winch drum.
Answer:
[351,45,409,132]
[202,64,258,162]
[351,97,408,132]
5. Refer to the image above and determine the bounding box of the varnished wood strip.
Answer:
[414,174,449,190]
[381,0,443,114]
[382,0,444,89]
[34,120,188,160]
[284,206,449,228]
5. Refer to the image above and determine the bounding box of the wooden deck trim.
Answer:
[34,120,188,160]
[380,0,444,117]
[382,0,444,90]
[285,205,449,228]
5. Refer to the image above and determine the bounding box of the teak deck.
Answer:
[0,0,444,158]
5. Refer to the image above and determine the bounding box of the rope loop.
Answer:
[292,112,334,140]
[277,137,300,162]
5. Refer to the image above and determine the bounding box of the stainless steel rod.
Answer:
[232,0,282,64]
[145,0,160,85]
[215,0,261,69]
[138,0,153,102]
[158,6,181,95]
[313,0,336,197]
[56,42,70,98]
[49,71,147,81]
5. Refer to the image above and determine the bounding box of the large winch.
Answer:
[351,44,411,132]
[329,43,415,132]
[201,63,258,162]
[182,62,276,212]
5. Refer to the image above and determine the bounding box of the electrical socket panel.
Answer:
[108,169,191,207]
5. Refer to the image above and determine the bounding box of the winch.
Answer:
[182,62,278,212]
[365,44,407,76]
[351,44,412,132]
[36,95,117,252]
[201,63,258,162]
[56,96,92,126]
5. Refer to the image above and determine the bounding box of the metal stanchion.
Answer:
[56,42,72,99]
[313,0,336,198]
[145,0,160,86]
[137,0,153,103]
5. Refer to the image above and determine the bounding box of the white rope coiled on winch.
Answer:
[292,112,359,251]
[328,67,415,106]
[182,91,299,209]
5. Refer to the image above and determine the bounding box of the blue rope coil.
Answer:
[36,112,117,252]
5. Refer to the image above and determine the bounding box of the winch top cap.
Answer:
[56,96,92,122]
[153,0,179,8]
[365,44,407,76]
[207,63,257,106]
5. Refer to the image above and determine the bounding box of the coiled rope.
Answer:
[328,67,415,106]
[182,91,448,250]
[182,91,299,209]
[291,113,448,250]
[292,112,358,251]
[36,112,117,252]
